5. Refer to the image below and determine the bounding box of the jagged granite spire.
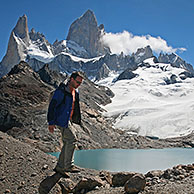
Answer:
[0,15,30,76]
[66,9,110,57]
[13,14,30,44]
[133,45,154,64]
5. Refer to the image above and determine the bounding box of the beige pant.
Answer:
[55,123,77,171]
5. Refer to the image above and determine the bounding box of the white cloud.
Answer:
[101,31,186,55]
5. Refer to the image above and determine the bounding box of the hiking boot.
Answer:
[64,165,81,173]
[53,167,70,178]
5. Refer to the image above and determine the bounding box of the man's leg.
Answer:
[55,124,79,173]
[63,125,76,169]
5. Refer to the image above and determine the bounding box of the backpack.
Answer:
[48,82,68,105]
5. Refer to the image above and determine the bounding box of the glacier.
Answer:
[98,57,194,139]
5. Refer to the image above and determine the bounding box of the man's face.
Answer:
[71,76,83,89]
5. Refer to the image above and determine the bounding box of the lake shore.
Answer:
[1,131,194,194]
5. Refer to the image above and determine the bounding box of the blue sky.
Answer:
[0,0,194,66]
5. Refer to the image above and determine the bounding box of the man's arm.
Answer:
[47,89,64,132]
[47,99,57,125]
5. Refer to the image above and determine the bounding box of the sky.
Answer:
[0,0,194,66]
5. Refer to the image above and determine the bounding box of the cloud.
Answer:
[101,31,186,55]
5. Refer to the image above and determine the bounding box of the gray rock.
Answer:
[164,74,179,84]
[116,68,138,81]
[124,173,146,193]
[162,169,173,179]
[72,177,104,193]
[145,170,164,178]
[179,71,194,80]
[112,172,136,187]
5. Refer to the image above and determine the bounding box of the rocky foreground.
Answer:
[1,131,194,194]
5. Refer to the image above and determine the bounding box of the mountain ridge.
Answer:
[0,10,193,80]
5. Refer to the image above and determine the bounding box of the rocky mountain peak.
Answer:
[0,15,31,77]
[82,9,97,23]
[135,45,153,57]
[13,14,30,44]
[29,28,46,42]
[158,52,194,74]
[66,9,110,57]
[133,45,153,64]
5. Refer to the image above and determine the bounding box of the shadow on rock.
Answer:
[38,172,63,194]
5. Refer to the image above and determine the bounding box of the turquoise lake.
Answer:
[49,148,194,174]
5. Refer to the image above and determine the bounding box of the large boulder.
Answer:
[72,177,104,193]
[112,172,136,187]
[124,173,146,193]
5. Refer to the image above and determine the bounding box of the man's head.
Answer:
[69,71,84,89]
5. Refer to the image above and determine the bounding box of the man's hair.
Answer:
[70,71,84,80]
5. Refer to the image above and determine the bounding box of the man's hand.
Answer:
[48,125,56,133]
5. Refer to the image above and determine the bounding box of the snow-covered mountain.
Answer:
[98,57,194,139]
[1,10,193,81]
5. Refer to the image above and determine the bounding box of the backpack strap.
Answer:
[58,82,72,105]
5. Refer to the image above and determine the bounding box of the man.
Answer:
[47,71,83,176]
